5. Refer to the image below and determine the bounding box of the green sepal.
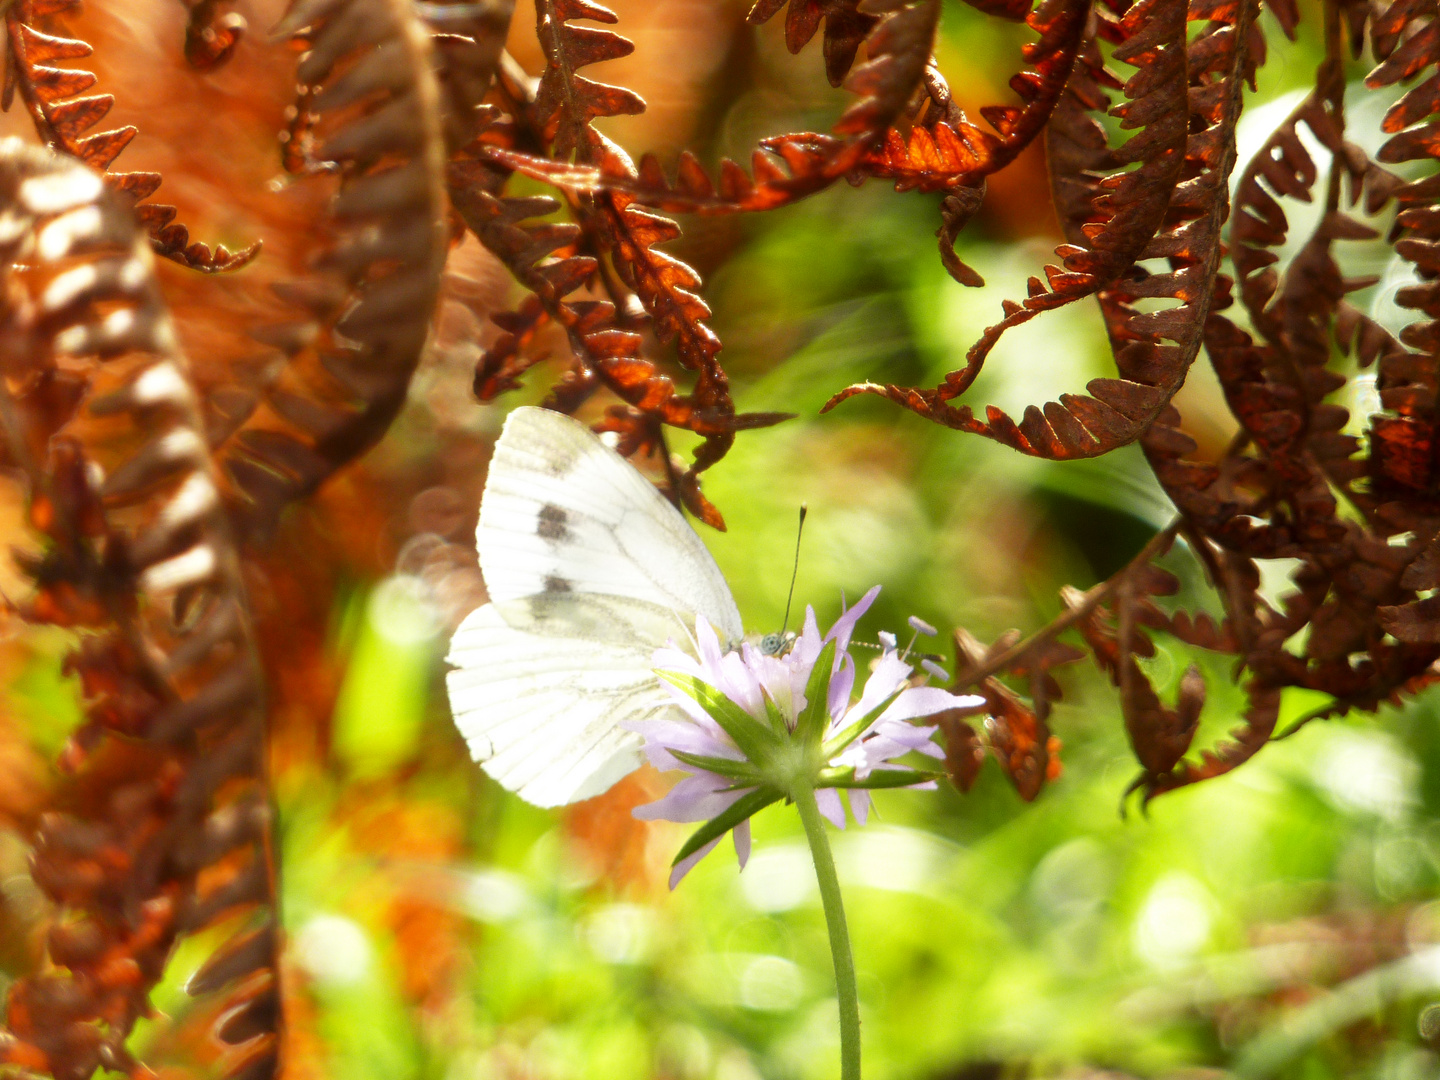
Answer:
[669,747,764,784]
[656,669,780,763]
[821,687,907,760]
[671,787,783,867]
[793,640,837,745]
[817,766,944,789]
[762,689,789,734]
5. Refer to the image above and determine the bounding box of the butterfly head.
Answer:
[756,629,798,657]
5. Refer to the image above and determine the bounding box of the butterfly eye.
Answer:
[758,630,797,656]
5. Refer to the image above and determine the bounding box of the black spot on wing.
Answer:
[537,503,569,541]
[543,575,572,594]
[541,454,574,478]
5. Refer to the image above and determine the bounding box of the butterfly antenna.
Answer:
[781,505,807,633]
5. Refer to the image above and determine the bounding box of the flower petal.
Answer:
[816,787,846,829]
[848,788,871,826]
[826,585,880,654]
[748,646,807,724]
[717,646,765,718]
[654,644,703,678]
[696,615,725,672]
[832,651,913,736]
[734,819,752,870]
[669,836,722,890]
[827,654,856,720]
[633,774,749,823]
[877,687,983,725]
[625,715,741,771]
[791,606,823,669]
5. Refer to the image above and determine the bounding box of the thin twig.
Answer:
[954,519,1182,690]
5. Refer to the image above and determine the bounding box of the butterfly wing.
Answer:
[446,597,682,807]
[476,407,743,642]
[447,407,743,806]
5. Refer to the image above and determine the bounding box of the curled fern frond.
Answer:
[211,0,451,539]
[1064,565,1206,784]
[448,0,792,523]
[489,0,1079,230]
[534,0,752,488]
[0,138,276,1080]
[822,0,1199,456]
[1,0,261,272]
[449,144,790,528]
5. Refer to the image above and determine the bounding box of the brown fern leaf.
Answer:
[1360,0,1440,513]
[836,0,1092,284]
[1192,243,1364,555]
[951,629,1063,800]
[823,0,1203,458]
[491,0,1079,231]
[1363,0,1436,68]
[0,139,277,1080]
[534,0,645,158]
[1052,539,1280,804]
[209,0,451,540]
[519,0,794,507]
[178,0,246,71]
[535,0,746,432]
[1037,0,1254,465]
[935,709,987,793]
[747,0,877,86]
[1140,683,1280,802]
[490,0,940,223]
[1064,577,1204,781]
[1146,60,1386,563]
[473,293,554,401]
[863,0,1089,184]
[832,1,940,142]
[424,1,517,151]
[449,148,790,527]
[1162,608,1241,651]
[1,0,261,272]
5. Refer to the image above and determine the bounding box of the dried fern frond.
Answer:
[449,142,790,527]
[0,138,276,1080]
[1,0,261,271]
[823,0,1207,458]
[209,0,451,540]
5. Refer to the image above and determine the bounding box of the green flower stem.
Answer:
[790,781,861,1080]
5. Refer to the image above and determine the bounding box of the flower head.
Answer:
[627,587,983,888]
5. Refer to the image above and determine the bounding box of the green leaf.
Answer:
[794,639,837,745]
[817,766,944,789]
[656,670,781,763]
[672,787,782,867]
[821,687,907,761]
[669,748,764,784]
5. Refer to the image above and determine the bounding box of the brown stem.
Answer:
[954,520,1183,690]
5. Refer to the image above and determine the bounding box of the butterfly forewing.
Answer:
[477,408,743,641]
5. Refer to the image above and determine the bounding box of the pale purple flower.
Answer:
[628,587,983,888]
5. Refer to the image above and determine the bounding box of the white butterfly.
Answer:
[446,407,744,807]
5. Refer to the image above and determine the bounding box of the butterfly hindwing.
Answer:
[477,408,744,642]
[447,602,672,807]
